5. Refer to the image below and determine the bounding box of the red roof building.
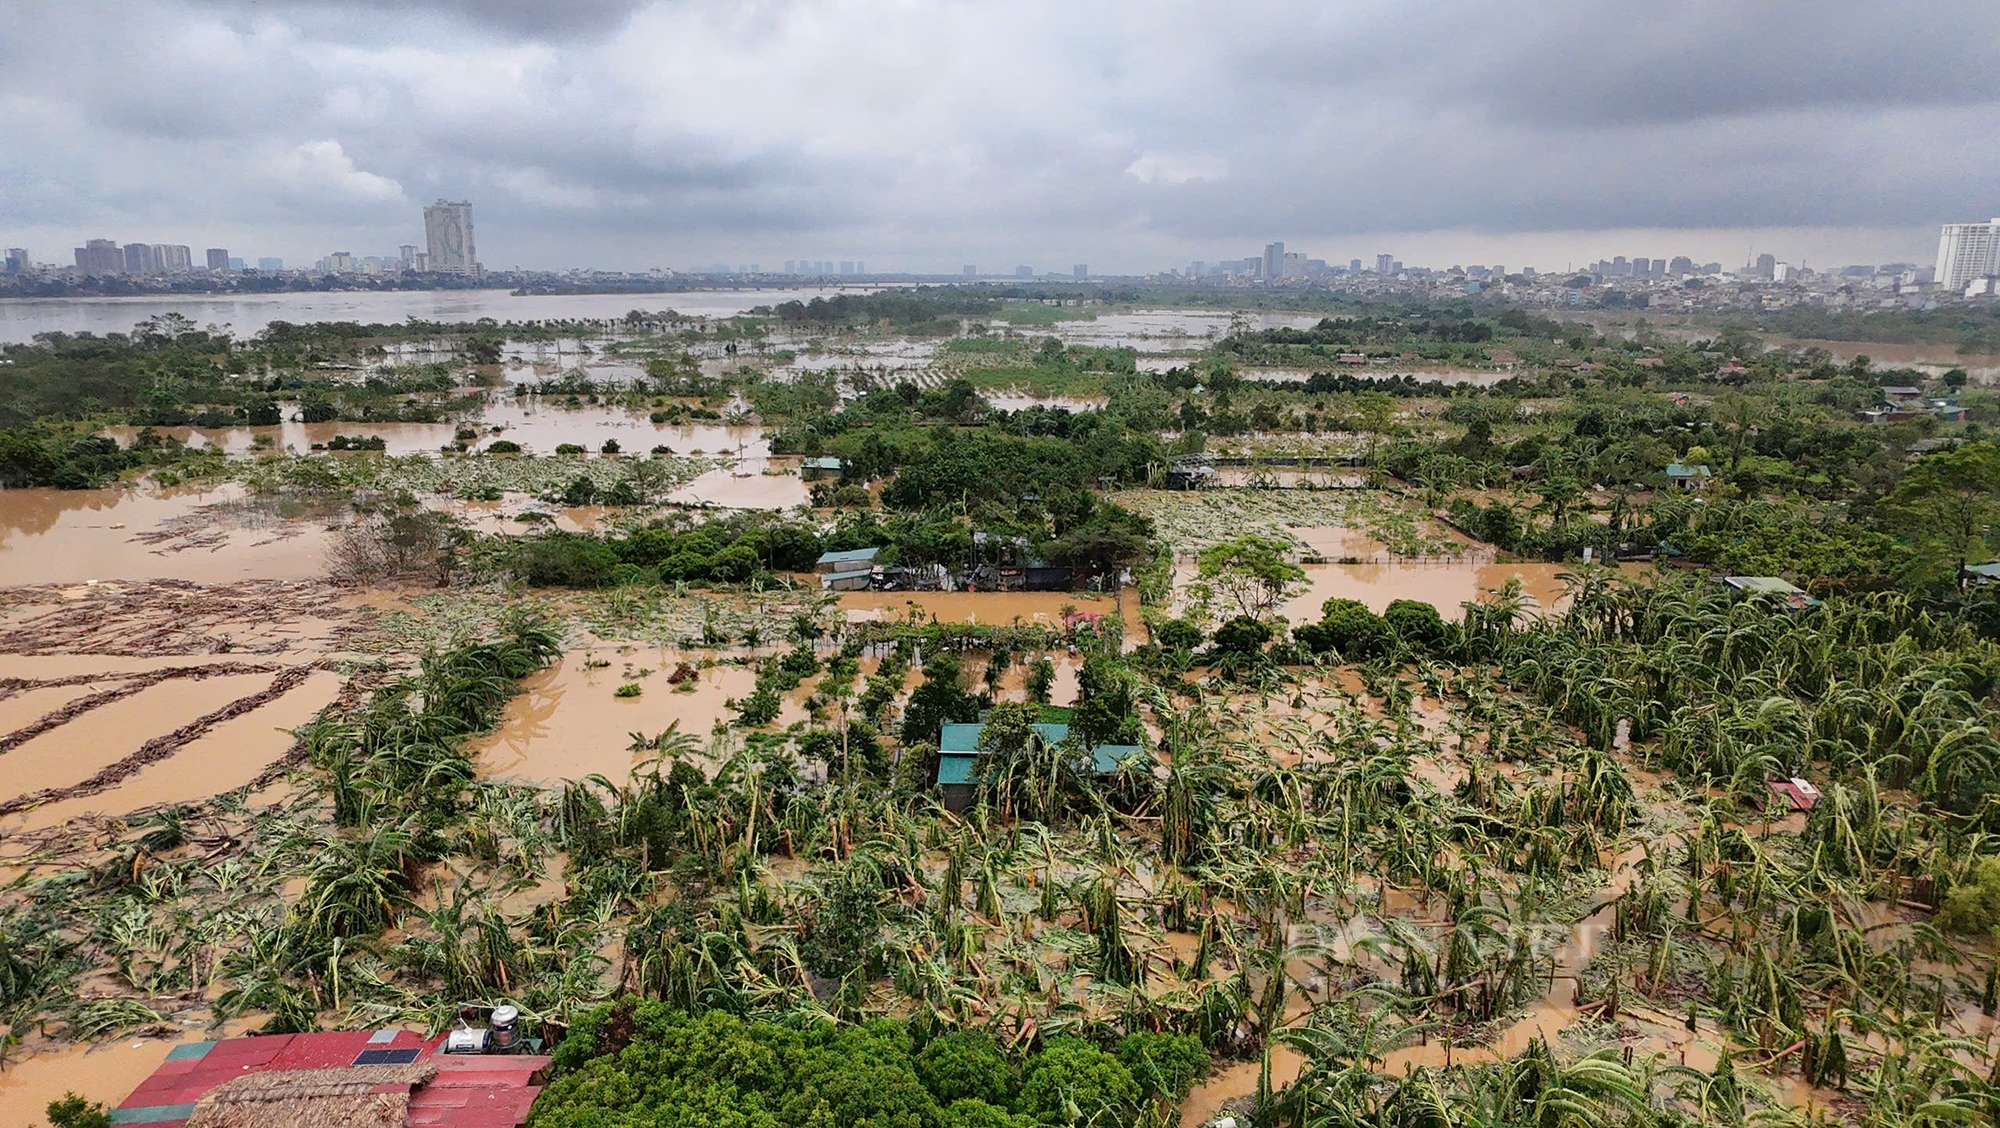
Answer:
[114,1029,548,1128]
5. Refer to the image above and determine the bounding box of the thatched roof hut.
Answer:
[184,1062,437,1128]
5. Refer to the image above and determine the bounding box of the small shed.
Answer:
[821,567,874,592]
[935,720,1131,812]
[1962,562,2000,585]
[801,456,846,481]
[815,546,879,574]
[1665,462,1713,491]
[1722,575,1820,610]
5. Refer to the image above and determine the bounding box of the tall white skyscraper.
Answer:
[1936,219,2000,290]
[423,199,477,274]
[1263,241,1284,281]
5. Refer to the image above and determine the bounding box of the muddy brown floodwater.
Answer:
[3,668,341,834]
[0,484,331,586]
[103,404,773,461]
[0,1035,201,1127]
[838,589,1138,636]
[1282,560,1582,622]
[475,649,769,784]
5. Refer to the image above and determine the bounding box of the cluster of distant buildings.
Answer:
[22,199,481,281]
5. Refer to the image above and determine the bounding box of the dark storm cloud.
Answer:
[2,0,1995,270]
[1277,1,2000,128]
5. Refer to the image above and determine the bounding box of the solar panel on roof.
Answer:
[354,1047,423,1065]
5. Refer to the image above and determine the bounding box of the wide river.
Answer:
[0,285,882,343]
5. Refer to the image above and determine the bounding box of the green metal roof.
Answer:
[939,721,1069,753]
[937,753,979,786]
[1092,745,1142,774]
[815,546,879,566]
[1665,462,1713,478]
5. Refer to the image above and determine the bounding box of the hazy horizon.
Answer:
[3,1,1996,273]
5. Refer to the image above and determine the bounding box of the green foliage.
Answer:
[917,1031,1018,1107]
[1295,598,1393,659]
[1115,1032,1210,1101]
[535,1003,1139,1128]
[1025,658,1057,705]
[1016,1037,1140,1126]
[44,1094,110,1128]
[1939,856,2000,934]
[614,683,642,698]
[1210,614,1274,656]
[1382,599,1448,651]
[1195,534,1306,617]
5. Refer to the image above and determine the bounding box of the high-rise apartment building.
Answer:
[124,243,157,273]
[75,240,122,274]
[4,248,28,273]
[423,199,477,273]
[1073,264,1088,279]
[1263,241,1284,281]
[1349,259,1362,273]
[399,245,418,269]
[1936,219,2000,290]
[206,248,230,272]
[156,245,192,272]
[328,251,356,273]
[257,257,284,272]
[1374,254,1393,274]
[962,264,976,276]
[1669,256,1693,276]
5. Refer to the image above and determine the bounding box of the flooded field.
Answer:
[837,588,1134,630]
[475,648,764,783]
[0,285,887,343]
[102,397,772,459]
[0,580,358,894]
[1283,558,1584,622]
[0,484,333,587]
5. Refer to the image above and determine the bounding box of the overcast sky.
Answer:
[3,0,1996,274]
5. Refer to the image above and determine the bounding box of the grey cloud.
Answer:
[1271,1,2000,128]
[189,0,656,37]
[3,0,1997,271]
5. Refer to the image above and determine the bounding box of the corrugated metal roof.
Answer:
[815,547,879,566]
[1092,745,1142,774]
[937,753,979,786]
[115,1032,548,1128]
[939,723,983,752]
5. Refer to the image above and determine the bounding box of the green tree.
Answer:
[1195,534,1305,617]
[1885,441,2000,587]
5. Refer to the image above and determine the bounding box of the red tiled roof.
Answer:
[115,1031,548,1128]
